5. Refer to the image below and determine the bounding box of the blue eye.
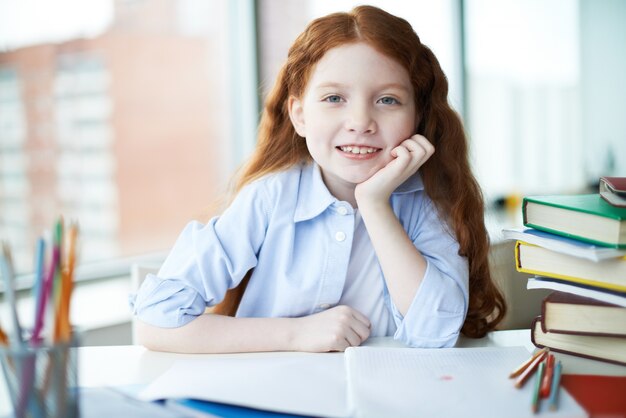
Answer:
[324,95,343,103]
[378,96,399,105]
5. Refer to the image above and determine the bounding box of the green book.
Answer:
[522,194,626,248]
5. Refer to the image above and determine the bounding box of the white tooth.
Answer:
[351,147,361,154]
[367,148,374,153]
[359,148,368,154]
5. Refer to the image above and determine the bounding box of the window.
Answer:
[0,68,29,263]
[0,0,256,276]
[3,0,625,278]
[465,0,626,200]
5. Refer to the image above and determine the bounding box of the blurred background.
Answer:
[0,0,624,342]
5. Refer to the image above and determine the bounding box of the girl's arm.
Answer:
[355,135,435,315]
[135,305,371,353]
[132,172,371,354]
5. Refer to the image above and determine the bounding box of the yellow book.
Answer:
[515,241,626,292]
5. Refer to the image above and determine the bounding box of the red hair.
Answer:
[213,5,506,337]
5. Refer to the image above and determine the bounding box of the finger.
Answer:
[344,327,364,347]
[404,140,434,169]
[391,145,411,161]
[402,141,427,162]
[350,320,371,342]
[411,135,435,156]
[330,340,350,352]
[402,138,428,156]
[348,307,371,329]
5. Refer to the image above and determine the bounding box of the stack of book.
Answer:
[503,176,626,366]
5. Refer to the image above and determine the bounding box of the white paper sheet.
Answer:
[139,352,349,417]
[138,346,587,418]
[345,346,587,418]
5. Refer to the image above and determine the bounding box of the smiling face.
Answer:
[288,42,417,202]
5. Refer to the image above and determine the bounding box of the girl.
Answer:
[131,5,506,353]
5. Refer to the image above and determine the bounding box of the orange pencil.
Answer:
[60,223,78,341]
[509,347,548,378]
[540,354,555,398]
[0,322,8,346]
[514,349,548,388]
[548,361,562,411]
[54,222,77,342]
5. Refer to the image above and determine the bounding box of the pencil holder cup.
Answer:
[0,336,79,418]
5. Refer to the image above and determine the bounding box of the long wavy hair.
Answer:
[213,5,506,337]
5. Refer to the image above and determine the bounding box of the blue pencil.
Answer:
[32,238,46,335]
[548,360,562,411]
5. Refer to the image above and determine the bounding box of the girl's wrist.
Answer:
[355,195,391,214]
[283,317,300,351]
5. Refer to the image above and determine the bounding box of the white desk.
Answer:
[2,330,625,416]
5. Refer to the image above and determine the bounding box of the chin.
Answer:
[339,169,379,185]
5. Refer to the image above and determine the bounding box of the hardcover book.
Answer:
[531,317,626,366]
[599,176,626,208]
[515,241,626,292]
[540,291,626,337]
[527,277,626,308]
[522,194,626,248]
[560,374,626,418]
[502,227,626,262]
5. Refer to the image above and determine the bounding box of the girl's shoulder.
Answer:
[243,163,307,199]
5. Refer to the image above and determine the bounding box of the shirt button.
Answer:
[319,303,331,309]
[337,206,348,215]
[335,231,346,242]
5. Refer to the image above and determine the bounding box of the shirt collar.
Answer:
[293,162,425,222]
[294,163,336,222]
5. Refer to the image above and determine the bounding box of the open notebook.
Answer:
[138,346,586,418]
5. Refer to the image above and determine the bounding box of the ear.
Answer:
[288,95,306,137]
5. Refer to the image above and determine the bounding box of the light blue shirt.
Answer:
[130,162,469,347]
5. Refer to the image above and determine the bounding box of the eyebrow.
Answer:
[314,82,411,92]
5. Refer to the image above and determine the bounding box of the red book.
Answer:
[561,374,626,418]
[600,176,626,208]
[541,291,626,337]
[531,316,626,366]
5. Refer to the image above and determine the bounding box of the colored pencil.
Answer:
[55,222,77,342]
[548,361,562,411]
[32,238,46,331]
[514,350,548,388]
[509,347,548,378]
[32,242,60,342]
[1,224,78,418]
[531,361,545,414]
[0,242,23,347]
[540,354,555,398]
[0,321,8,346]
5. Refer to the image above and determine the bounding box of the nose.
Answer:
[345,103,376,135]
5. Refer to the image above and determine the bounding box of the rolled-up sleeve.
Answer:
[390,196,469,347]
[129,181,270,327]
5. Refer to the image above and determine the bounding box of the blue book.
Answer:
[80,387,186,418]
[166,398,316,418]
